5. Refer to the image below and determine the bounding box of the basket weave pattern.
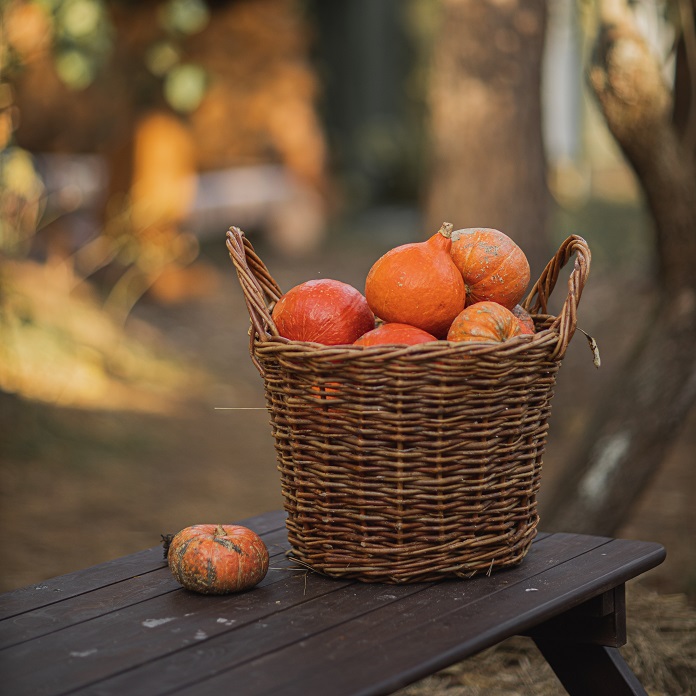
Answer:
[227,228,590,583]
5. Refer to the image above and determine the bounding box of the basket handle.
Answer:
[522,234,591,361]
[226,226,283,357]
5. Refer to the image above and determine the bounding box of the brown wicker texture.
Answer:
[226,227,591,583]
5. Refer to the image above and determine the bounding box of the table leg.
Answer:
[525,584,648,696]
[532,640,647,696]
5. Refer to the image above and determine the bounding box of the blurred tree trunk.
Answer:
[673,0,696,154]
[425,0,550,274]
[542,0,696,535]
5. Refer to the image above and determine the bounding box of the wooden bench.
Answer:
[0,510,665,696]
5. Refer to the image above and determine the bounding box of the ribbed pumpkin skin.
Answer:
[272,279,375,345]
[354,322,437,346]
[167,524,269,595]
[364,225,466,339]
[450,228,530,309]
[447,301,522,343]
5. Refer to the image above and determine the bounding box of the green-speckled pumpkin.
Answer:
[447,301,521,343]
[166,524,269,594]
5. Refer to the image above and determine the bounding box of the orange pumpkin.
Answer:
[364,222,466,338]
[447,301,522,343]
[166,524,269,595]
[354,323,437,346]
[512,304,535,335]
[450,228,530,309]
[272,279,375,345]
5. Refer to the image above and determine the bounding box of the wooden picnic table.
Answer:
[0,509,665,696]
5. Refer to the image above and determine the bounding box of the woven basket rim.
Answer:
[252,318,557,348]
[248,326,563,367]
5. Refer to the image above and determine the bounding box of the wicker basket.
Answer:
[226,227,591,583]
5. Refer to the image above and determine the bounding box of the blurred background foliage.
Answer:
[0,0,437,414]
[1,0,654,416]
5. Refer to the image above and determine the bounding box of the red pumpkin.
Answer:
[450,228,530,309]
[272,279,375,345]
[354,323,437,346]
[512,304,535,335]
[166,524,269,594]
[447,301,522,343]
[364,223,466,339]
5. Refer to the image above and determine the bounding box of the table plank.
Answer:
[55,534,589,696]
[190,537,663,696]
[0,527,290,650]
[0,510,287,621]
[67,578,430,696]
[0,547,166,622]
[1,553,350,696]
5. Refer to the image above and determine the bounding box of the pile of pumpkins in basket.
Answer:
[272,223,536,346]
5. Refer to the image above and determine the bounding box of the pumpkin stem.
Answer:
[161,533,174,560]
[214,524,227,537]
[437,221,454,239]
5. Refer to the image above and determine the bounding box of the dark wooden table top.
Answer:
[0,510,665,696]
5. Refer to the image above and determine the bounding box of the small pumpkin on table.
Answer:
[163,524,269,595]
